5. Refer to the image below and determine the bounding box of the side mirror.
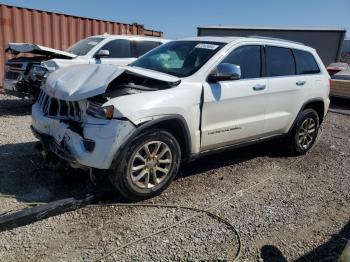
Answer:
[208,63,241,83]
[95,49,110,59]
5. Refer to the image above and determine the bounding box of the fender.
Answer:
[288,97,325,134]
[110,114,192,169]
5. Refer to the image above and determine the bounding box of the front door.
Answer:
[201,45,268,150]
[93,39,135,66]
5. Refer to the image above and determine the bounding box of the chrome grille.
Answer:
[8,63,22,69]
[5,62,24,80]
[5,71,20,80]
[37,90,81,121]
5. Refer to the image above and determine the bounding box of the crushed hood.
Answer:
[44,64,181,101]
[123,66,181,83]
[6,43,76,58]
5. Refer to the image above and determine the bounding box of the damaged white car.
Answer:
[31,37,330,200]
[4,35,167,99]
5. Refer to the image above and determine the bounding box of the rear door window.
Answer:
[293,49,320,74]
[134,41,162,57]
[98,39,131,58]
[222,45,262,79]
[266,46,295,77]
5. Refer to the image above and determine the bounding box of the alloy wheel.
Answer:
[129,141,173,189]
[298,118,316,149]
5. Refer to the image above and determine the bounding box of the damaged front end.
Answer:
[31,64,180,170]
[31,90,136,170]
[3,43,76,99]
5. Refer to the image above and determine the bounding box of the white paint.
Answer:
[33,36,330,170]
[6,43,76,58]
[32,103,136,169]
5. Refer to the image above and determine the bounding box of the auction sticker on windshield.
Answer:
[195,43,219,50]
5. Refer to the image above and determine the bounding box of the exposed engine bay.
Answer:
[100,72,174,100]
[90,72,178,103]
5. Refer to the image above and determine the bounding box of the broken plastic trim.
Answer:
[0,193,101,232]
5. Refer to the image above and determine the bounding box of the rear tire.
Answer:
[286,108,319,156]
[109,129,181,201]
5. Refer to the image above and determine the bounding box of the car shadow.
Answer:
[0,137,289,206]
[1,96,348,206]
[178,139,288,179]
[330,97,350,110]
[0,97,33,116]
[0,142,97,204]
[260,220,350,261]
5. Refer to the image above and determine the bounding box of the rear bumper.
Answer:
[330,79,350,99]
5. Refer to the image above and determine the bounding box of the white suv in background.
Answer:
[31,36,330,200]
[3,35,168,98]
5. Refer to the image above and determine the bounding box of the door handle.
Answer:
[296,80,306,86]
[252,84,266,91]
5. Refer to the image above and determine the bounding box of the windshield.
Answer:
[130,41,226,77]
[66,37,104,56]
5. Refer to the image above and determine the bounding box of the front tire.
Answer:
[286,108,320,155]
[109,129,181,201]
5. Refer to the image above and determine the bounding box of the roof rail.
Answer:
[248,35,305,45]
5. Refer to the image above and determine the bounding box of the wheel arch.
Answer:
[288,98,325,134]
[110,115,192,169]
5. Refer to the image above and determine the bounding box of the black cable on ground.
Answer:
[0,132,314,261]
[89,203,242,262]
[0,192,243,261]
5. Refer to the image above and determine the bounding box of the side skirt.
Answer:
[188,133,285,162]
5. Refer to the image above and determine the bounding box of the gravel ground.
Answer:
[0,92,349,261]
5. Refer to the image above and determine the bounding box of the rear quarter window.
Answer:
[293,49,320,74]
[266,46,295,77]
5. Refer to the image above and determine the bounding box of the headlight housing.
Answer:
[87,101,114,119]
[29,65,48,82]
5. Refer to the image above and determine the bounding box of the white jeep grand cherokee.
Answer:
[31,36,330,200]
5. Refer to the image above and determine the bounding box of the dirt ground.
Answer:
[0,92,349,261]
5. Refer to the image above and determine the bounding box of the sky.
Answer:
[1,0,349,39]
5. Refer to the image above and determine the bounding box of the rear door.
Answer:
[293,49,323,99]
[264,45,307,135]
[95,39,135,66]
[201,45,268,150]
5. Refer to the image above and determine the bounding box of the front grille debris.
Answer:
[37,90,81,121]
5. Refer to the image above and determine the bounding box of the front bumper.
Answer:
[3,78,18,91]
[31,103,135,169]
[31,126,76,163]
[3,78,38,99]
